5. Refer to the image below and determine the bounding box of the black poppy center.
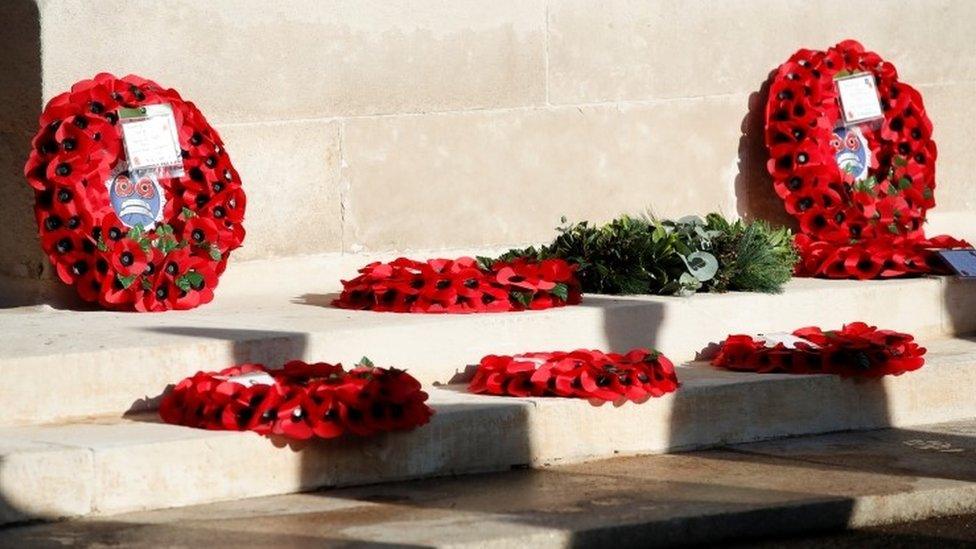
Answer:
[44,216,63,231]
[56,238,73,254]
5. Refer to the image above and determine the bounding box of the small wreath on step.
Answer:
[334,256,582,313]
[712,322,925,377]
[469,349,678,402]
[160,359,432,440]
[24,73,245,310]
[764,40,967,278]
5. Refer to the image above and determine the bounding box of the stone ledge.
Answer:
[1,263,974,425]
[10,419,971,547]
[1,337,974,523]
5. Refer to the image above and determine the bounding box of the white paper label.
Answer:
[836,73,884,125]
[759,332,818,349]
[119,104,182,171]
[936,249,976,278]
[216,371,276,387]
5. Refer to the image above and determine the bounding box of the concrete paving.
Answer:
[733,512,976,548]
[4,419,976,548]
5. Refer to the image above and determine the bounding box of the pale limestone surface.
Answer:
[217,121,343,260]
[1,338,975,523]
[38,0,548,123]
[547,0,976,103]
[340,100,745,251]
[3,420,976,546]
[0,271,973,425]
[2,1,974,301]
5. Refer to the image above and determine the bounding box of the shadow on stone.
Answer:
[0,1,53,308]
[292,292,341,308]
[733,69,797,231]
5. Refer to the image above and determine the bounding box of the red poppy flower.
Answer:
[108,238,148,277]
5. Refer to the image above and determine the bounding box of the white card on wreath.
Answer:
[119,104,183,171]
[216,371,276,387]
[836,73,884,125]
[759,332,818,349]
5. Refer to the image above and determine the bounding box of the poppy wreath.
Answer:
[765,40,968,279]
[334,256,582,313]
[24,73,245,311]
[469,349,679,402]
[712,322,925,377]
[159,359,433,440]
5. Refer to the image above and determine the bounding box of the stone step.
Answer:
[1,253,974,426]
[1,336,974,525]
[9,419,976,547]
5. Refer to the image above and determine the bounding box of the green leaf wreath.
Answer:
[494,213,798,296]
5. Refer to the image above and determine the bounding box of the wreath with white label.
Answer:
[159,359,433,440]
[764,40,967,278]
[24,73,245,310]
[712,322,925,377]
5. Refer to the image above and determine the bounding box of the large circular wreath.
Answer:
[24,73,245,311]
[765,40,967,278]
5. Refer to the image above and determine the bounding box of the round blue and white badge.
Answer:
[830,126,871,181]
[106,164,165,230]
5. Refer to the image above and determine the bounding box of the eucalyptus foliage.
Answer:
[496,213,798,296]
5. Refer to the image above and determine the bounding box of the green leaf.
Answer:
[887,223,901,235]
[683,251,719,282]
[475,256,496,271]
[141,278,153,290]
[550,283,569,301]
[510,291,533,307]
[897,177,912,191]
[117,274,137,289]
[893,155,908,167]
[181,207,195,219]
[358,356,375,368]
[208,245,222,261]
[96,237,109,252]
[128,224,144,241]
[175,270,204,292]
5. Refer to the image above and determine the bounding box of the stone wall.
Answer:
[1,0,974,299]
